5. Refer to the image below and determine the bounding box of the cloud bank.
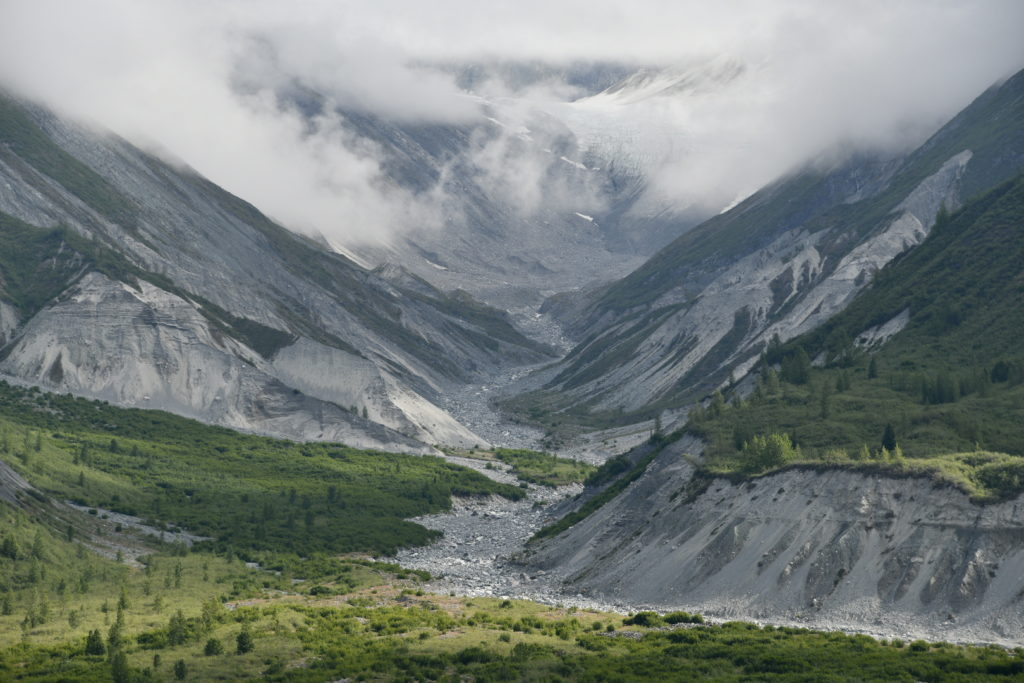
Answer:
[0,0,1022,244]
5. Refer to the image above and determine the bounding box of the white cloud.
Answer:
[0,0,1021,244]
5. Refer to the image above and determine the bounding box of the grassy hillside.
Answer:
[0,381,523,557]
[686,175,1024,501]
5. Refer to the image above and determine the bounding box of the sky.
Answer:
[1,0,1022,244]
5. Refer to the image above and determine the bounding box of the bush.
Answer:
[740,433,800,473]
[204,637,224,655]
[585,455,631,487]
[456,646,496,664]
[623,611,664,627]
[236,626,254,654]
[664,611,704,625]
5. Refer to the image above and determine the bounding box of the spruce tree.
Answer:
[881,423,897,452]
[167,609,188,645]
[236,624,254,654]
[110,651,130,683]
[107,605,125,653]
[85,628,105,655]
[1,536,17,560]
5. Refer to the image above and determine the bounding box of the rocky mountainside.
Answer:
[0,92,554,452]
[519,68,1024,423]
[276,80,697,312]
[522,437,1024,645]
[272,60,743,311]
[340,104,654,310]
[519,167,1024,644]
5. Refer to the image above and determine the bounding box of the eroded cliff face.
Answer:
[271,337,484,448]
[0,273,435,453]
[524,439,1024,644]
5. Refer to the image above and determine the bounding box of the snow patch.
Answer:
[325,238,375,270]
[559,156,588,171]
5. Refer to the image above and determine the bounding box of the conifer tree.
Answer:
[236,623,254,654]
[85,628,105,655]
[110,651,130,683]
[107,605,125,653]
[881,423,897,452]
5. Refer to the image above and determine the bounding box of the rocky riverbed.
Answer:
[392,463,625,614]
[393,489,629,615]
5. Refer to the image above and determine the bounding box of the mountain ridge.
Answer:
[0,90,553,451]
[510,67,1024,433]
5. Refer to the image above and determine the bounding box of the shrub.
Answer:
[664,611,704,625]
[204,637,224,655]
[623,611,664,627]
[236,626,254,654]
[740,433,800,473]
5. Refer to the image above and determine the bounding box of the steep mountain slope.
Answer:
[688,174,1024,462]
[280,74,701,311]
[517,68,1024,426]
[343,105,653,309]
[798,175,1024,378]
[521,173,1024,644]
[271,59,768,312]
[0,92,552,451]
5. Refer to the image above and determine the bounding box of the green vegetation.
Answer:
[442,446,595,487]
[623,610,704,627]
[0,494,440,679]
[492,448,595,487]
[686,175,1024,501]
[4,380,1008,681]
[0,500,365,653]
[0,213,153,319]
[4,577,1023,681]
[0,215,87,317]
[0,381,523,557]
